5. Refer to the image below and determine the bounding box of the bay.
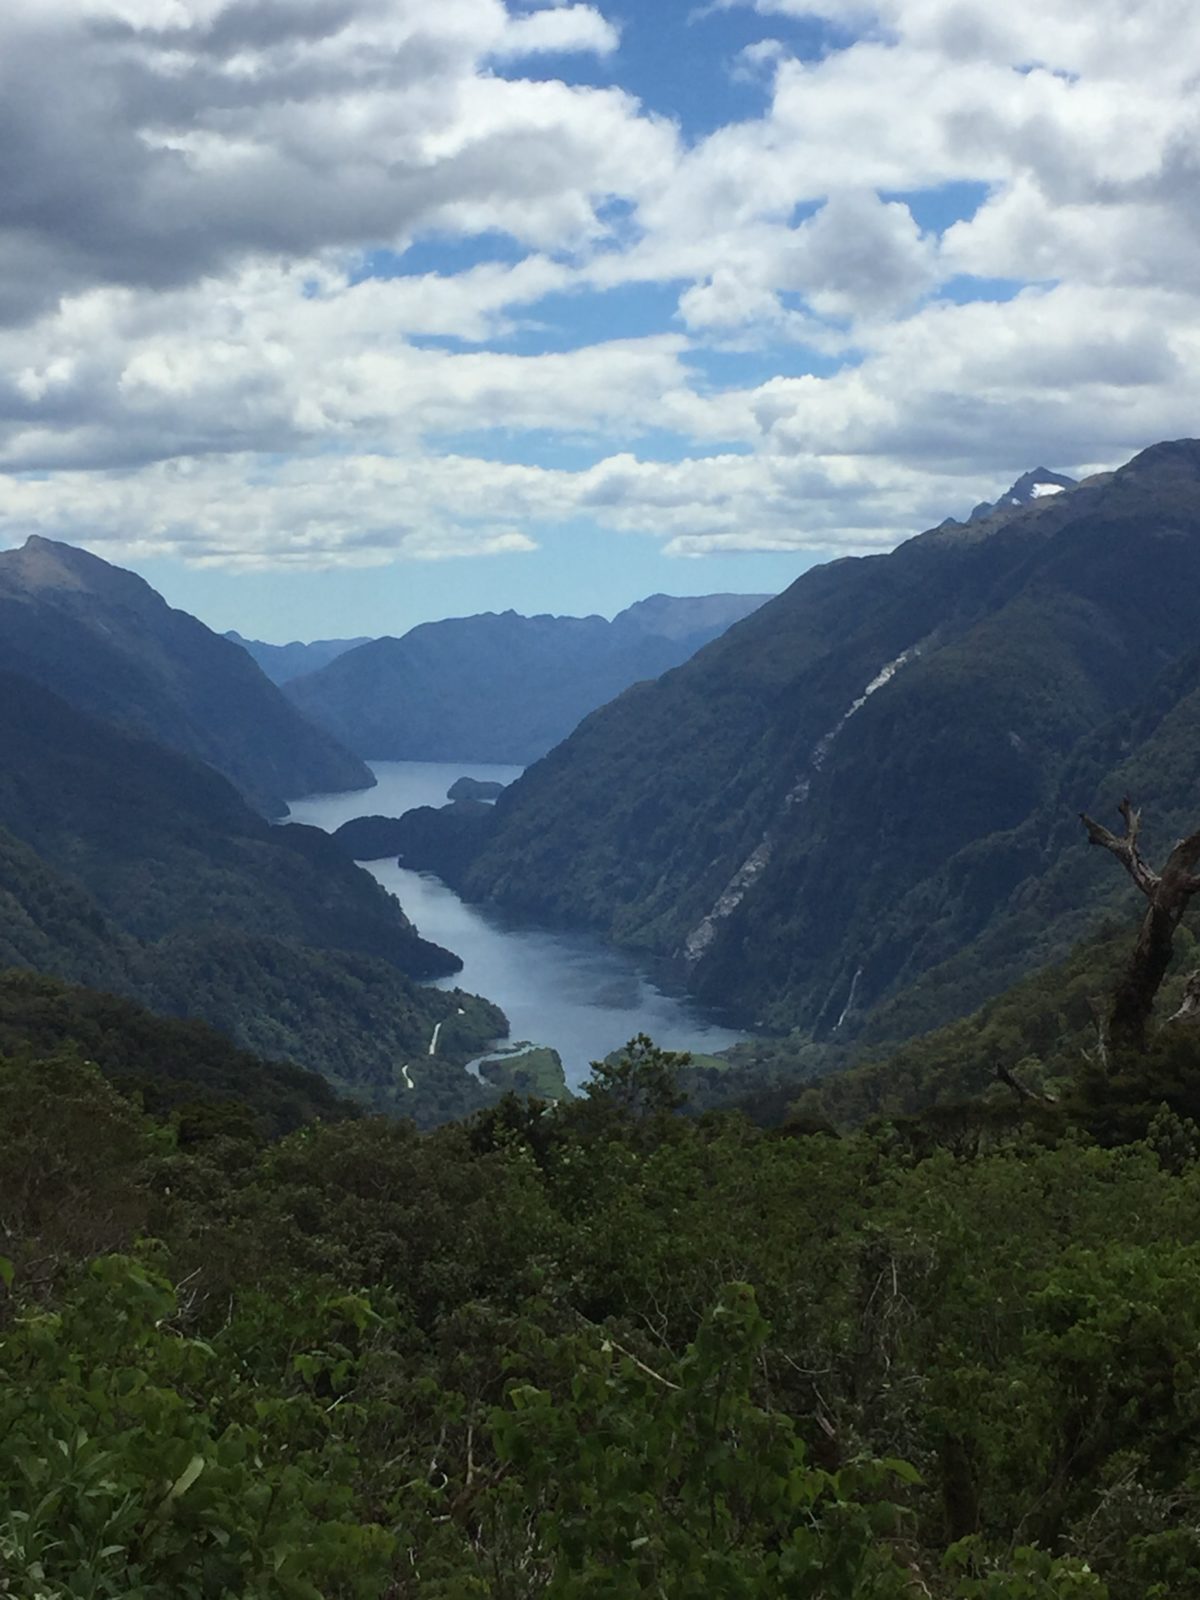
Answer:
[286,760,744,1088]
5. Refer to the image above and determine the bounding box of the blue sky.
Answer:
[1,0,1197,641]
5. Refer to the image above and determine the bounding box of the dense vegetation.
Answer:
[0,674,452,976]
[4,994,1199,1596]
[687,919,1200,1139]
[0,680,508,1127]
[0,536,371,815]
[0,968,353,1136]
[333,801,495,880]
[286,593,767,764]
[460,442,1200,1048]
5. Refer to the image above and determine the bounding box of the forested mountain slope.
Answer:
[0,672,449,977]
[0,537,371,814]
[285,592,769,763]
[0,676,504,1123]
[0,969,353,1137]
[464,440,1200,1036]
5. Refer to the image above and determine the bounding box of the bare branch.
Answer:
[1080,798,1159,898]
[1168,969,1200,1026]
[1082,800,1200,1054]
[601,1334,681,1390]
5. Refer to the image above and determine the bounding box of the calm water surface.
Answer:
[286,761,744,1087]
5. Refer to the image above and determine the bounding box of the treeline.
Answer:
[4,1002,1200,1594]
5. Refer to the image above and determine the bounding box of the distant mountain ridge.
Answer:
[0,537,372,814]
[455,440,1200,1041]
[225,631,372,685]
[284,592,771,764]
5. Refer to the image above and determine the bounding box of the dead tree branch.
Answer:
[1081,798,1200,1055]
[1168,969,1200,1026]
[1080,798,1160,897]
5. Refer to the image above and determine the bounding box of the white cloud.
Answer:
[492,4,620,57]
[0,0,671,323]
[2,0,1200,572]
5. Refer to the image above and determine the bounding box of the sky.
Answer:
[1,0,1198,641]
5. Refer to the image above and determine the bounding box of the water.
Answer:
[286,760,744,1088]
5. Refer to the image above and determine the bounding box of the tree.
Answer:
[1080,798,1200,1053]
[583,1034,687,1119]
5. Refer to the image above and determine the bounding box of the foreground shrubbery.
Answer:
[4,1033,1200,1596]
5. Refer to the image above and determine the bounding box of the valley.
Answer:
[7,444,1200,1599]
[8,10,1200,1590]
[285,761,745,1086]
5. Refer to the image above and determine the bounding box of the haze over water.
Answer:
[286,760,744,1087]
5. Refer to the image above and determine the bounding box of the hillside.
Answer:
[461,441,1200,1037]
[285,592,769,764]
[0,672,452,976]
[0,968,353,1137]
[5,981,1198,1597]
[0,675,506,1124]
[0,538,372,814]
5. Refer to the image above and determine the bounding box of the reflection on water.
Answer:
[286,760,744,1088]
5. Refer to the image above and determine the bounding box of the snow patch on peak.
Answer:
[1031,481,1067,498]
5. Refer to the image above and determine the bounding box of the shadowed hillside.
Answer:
[0,537,372,814]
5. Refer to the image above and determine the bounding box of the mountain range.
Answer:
[0,537,371,815]
[432,442,1200,1045]
[8,442,1200,1113]
[225,631,372,685]
[283,592,770,764]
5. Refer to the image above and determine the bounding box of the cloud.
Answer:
[0,444,961,569]
[491,3,620,57]
[0,0,668,325]
[0,256,743,474]
[3,0,1200,574]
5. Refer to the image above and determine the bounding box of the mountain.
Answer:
[0,672,505,1123]
[0,537,372,814]
[284,593,771,764]
[0,670,451,977]
[457,440,1200,1039]
[225,630,372,685]
[965,467,1078,523]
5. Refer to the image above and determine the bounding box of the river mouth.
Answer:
[285,759,745,1089]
